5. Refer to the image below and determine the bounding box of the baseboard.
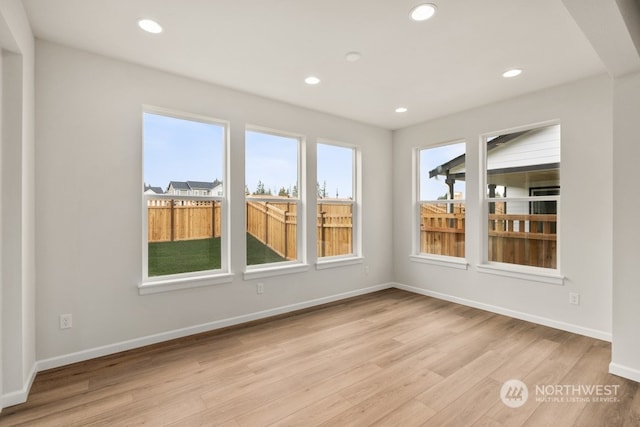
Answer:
[1,363,37,409]
[392,282,612,342]
[609,362,640,383]
[37,283,393,372]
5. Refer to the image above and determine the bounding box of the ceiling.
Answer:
[19,0,638,130]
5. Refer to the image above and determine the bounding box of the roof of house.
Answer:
[429,131,529,179]
[167,181,191,191]
[144,185,164,194]
[186,181,215,190]
[166,180,223,192]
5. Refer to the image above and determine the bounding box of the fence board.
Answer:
[318,203,353,257]
[148,199,221,243]
[420,204,557,268]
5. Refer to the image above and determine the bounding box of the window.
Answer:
[483,123,560,269]
[317,142,358,259]
[245,129,303,267]
[417,142,466,258]
[142,109,228,284]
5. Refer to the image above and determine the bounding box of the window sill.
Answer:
[476,263,564,285]
[409,255,468,270]
[243,263,310,280]
[139,272,235,295]
[316,256,363,270]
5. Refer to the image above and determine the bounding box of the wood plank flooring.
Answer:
[1,289,639,426]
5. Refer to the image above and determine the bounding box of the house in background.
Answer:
[143,184,164,195]
[165,180,223,196]
[431,124,560,215]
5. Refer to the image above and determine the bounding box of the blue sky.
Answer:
[144,113,354,198]
[245,131,298,194]
[316,143,353,199]
[420,142,466,200]
[143,112,224,190]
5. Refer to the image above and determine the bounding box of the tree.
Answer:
[253,180,266,195]
[278,186,290,197]
[291,184,298,198]
[317,180,328,198]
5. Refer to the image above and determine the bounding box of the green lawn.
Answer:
[148,233,285,276]
[246,233,286,266]
[148,237,221,276]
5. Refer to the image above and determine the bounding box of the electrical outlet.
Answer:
[569,293,580,306]
[60,313,73,329]
[257,282,264,295]
[364,265,369,275]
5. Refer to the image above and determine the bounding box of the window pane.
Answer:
[317,144,353,199]
[419,202,465,257]
[419,142,466,258]
[488,200,557,269]
[420,142,466,201]
[245,131,299,266]
[143,112,225,277]
[486,125,560,198]
[318,202,353,257]
[317,143,355,258]
[245,131,298,197]
[144,113,224,196]
[147,200,222,276]
[485,124,560,270]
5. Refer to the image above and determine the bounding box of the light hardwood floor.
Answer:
[1,289,639,426]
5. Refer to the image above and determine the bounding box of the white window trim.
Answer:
[140,106,231,294]
[139,272,235,295]
[409,254,468,270]
[315,139,362,265]
[478,120,563,279]
[316,256,364,270]
[244,126,307,275]
[476,263,564,285]
[413,140,467,263]
[243,262,310,280]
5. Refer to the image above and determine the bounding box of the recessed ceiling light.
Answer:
[138,19,163,34]
[502,68,523,78]
[395,107,408,113]
[304,76,321,85]
[410,4,437,21]
[345,52,362,62]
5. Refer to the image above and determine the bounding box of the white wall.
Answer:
[0,0,35,409]
[392,75,613,339]
[611,71,640,382]
[34,40,393,363]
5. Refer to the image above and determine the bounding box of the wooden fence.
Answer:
[148,199,221,242]
[245,200,354,260]
[317,203,353,257]
[488,213,557,269]
[420,203,557,268]
[420,204,465,257]
[246,201,298,260]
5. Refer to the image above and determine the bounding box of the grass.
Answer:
[246,233,286,266]
[148,233,285,276]
[149,237,221,276]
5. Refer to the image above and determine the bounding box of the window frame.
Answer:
[478,121,564,285]
[315,139,362,269]
[411,140,468,270]
[140,106,232,294]
[243,125,307,279]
